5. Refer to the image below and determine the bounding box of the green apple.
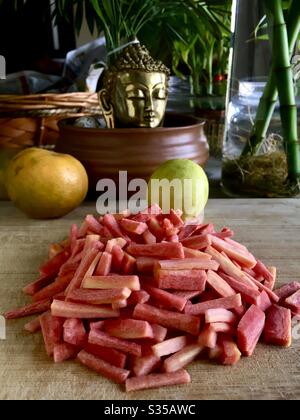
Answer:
[148,159,209,219]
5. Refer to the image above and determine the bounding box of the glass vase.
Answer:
[222,0,300,198]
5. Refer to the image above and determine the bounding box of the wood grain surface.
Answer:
[0,199,299,400]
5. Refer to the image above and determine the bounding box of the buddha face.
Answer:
[111,71,168,128]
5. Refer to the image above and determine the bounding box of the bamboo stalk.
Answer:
[263,0,300,181]
[242,0,300,157]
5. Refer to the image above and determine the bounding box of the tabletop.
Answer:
[0,199,299,400]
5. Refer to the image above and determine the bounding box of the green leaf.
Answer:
[90,0,106,23]
[75,1,84,35]
[166,23,188,45]
[90,0,114,48]
[101,0,114,22]
[186,0,223,40]
[252,34,270,42]
[57,0,66,16]
[209,9,231,35]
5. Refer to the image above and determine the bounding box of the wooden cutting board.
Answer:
[0,199,299,400]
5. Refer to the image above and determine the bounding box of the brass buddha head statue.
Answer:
[99,43,170,128]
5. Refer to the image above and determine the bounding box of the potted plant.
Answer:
[170,0,232,157]
[222,0,300,197]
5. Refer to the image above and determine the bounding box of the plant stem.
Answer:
[191,73,201,96]
[264,0,300,181]
[242,0,300,157]
[207,39,215,96]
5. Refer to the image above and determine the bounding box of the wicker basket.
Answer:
[0,93,101,150]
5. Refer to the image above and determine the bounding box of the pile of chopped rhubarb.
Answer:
[4,205,300,392]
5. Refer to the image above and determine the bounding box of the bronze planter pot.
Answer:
[56,113,209,193]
